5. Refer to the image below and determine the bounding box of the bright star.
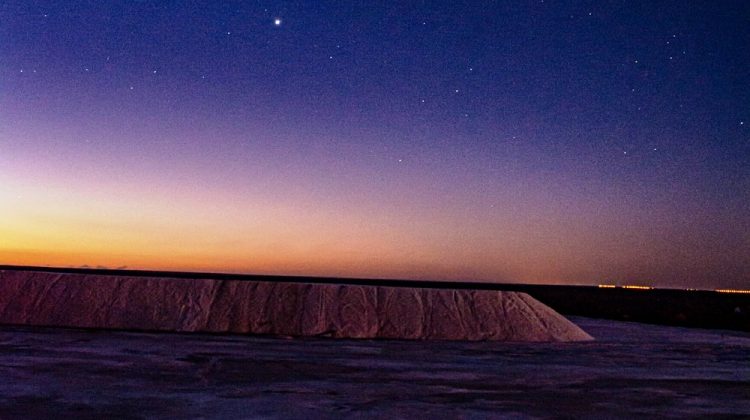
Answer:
[274,18,282,26]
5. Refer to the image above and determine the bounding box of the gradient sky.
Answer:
[1,1,748,289]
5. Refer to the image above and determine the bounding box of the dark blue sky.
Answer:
[1,1,748,288]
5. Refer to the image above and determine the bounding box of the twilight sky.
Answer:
[1,1,748,289]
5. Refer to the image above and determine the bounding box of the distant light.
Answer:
[274,18,282,26]
[715,289,750,294]
[622,285,653,290]
[598,284,616,288]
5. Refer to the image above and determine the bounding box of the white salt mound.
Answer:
[0,270,592,341]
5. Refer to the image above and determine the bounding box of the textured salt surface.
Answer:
[0,318,748,418]
[0,270,591,341]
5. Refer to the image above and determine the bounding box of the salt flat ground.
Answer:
[0,317,748,419]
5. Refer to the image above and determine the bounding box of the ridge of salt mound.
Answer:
[0,270,592,341]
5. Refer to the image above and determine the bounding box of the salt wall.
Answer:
[0,270,592,341]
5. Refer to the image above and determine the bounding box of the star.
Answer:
[274,18,282,26]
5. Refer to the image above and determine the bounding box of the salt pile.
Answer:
[0,270,592,341]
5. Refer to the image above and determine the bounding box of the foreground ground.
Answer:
[1,318,748,418]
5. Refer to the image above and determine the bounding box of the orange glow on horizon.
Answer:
[2,150,747,289]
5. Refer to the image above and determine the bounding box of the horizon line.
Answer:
[0,264,734,294]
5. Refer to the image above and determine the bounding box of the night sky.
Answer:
[1,1,748,289]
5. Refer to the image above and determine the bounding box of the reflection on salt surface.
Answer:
[0,317,749,418]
